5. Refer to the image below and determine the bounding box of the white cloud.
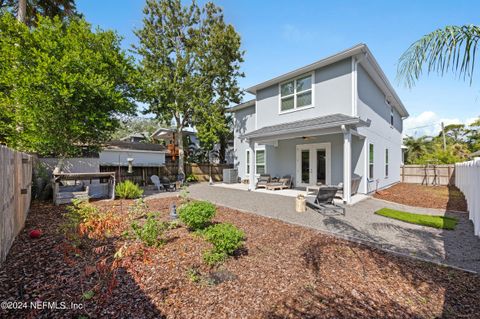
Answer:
[282,24,316,42]
[403,111,466,137]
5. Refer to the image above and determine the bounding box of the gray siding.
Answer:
[358,65,402,132]
[357,64,402,191]
[255,59,353,128]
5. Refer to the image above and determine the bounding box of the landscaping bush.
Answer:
[186,174,198,183]
[131,214,168,247]
[202,223,245,265]
[115,180,143,199]
[63,199,119,241]
[178,201,216,230]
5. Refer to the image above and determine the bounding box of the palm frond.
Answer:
[397,25,480,88]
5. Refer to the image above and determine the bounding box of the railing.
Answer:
[455,159,480,237]
[0,145,33,263]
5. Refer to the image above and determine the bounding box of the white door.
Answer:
[296,143,331,187]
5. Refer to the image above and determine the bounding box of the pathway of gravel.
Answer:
[166,183,480,273]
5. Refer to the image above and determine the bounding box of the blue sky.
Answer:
[77,0,480,136]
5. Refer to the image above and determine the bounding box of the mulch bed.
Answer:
[1,198,479,318]
[374,183,468,212]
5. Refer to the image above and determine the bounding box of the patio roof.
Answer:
[242,113,369,141]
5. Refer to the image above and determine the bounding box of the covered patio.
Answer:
[212,182,369,205]
[242,114,371,203]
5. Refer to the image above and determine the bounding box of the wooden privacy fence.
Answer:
[101,163,233,185]
[455,159,480,237]
[0,145,33,263]
[400,164,455,186]
[161,163,233,182]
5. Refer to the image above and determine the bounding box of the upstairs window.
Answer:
[280,73,313,112]
[390,106,394,126]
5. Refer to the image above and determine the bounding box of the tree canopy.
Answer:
[133,0,244,173]
[403,119,480,164]
[0,13,137,156]
[0,0,79,26]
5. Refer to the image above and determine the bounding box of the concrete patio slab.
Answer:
[184,182,480,273]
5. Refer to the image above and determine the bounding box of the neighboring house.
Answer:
[231,44,409,203]
[99,140,167,167]
[120,132,151,143]
[151,127,234,164]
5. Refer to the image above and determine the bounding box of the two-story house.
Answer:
[231,44,409,203]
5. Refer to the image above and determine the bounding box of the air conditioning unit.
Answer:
[223,168,238,184]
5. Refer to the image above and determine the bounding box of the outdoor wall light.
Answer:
[127,158,134,174]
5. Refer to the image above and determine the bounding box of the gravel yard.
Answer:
[374,183,468,212]
[1,198,479,318]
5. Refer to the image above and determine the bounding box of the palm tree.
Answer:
[403,135,431,164]
[397,25,480,87]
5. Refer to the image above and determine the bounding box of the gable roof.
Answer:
[245,43,408,118]
[242,113,369,140]
[227,99,255,112]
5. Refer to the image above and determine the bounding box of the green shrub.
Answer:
[178,201,216,230]
[203,250,228,266]
[115,180,143,199]
[186,174,198,183]
[201,223,244,265]
[203,223,245,255]
[131,214,168,247]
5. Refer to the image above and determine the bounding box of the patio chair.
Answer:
[306,186,345,215]
[160,176,176,192]
[255,174,271,189]
[266,175,292,190]
[150,175,165,192]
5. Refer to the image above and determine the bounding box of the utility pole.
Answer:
[441,122,447,151]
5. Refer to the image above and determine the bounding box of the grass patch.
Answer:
[375,208,458,230]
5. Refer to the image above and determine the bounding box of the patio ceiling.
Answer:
[242,113,369,142]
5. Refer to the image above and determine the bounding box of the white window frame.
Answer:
[255,147,266,175]
[245,149,251,175]
[385,148,389,178]
[368,143,374,180]
[278,72,315,114]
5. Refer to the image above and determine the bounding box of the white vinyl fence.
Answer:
[455,158,480,237]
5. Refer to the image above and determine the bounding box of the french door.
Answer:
[295,143,331,187]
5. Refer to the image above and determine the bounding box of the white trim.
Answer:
[245,149,251,175]
[101,149,167,154]
[351,57,358,116]
[254,100,258,129]
[368,143,374,180]
[295,142,331,187]
[385,148,389,178]
[278,72,315,114]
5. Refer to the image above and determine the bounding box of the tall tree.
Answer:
[439,123,467,145]
[397,25,480,87]
[134,0,244,176]
[0,14,136,156]
[0,0,78,26]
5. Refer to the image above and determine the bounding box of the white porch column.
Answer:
[248,140,255,191]
[343,129,352,204]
